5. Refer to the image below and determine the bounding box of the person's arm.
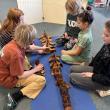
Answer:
[61,45,83,56]
[92,72,110,86]
[26,44,48,53]
[81,72,94,78]
[92,59,110,86]
[18,63,43,78]
[9,53,43,78]
[79,69,110,86]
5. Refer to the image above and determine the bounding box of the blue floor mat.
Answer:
[31,36,96,110]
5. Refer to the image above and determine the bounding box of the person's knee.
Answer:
[39,76,46,86]
[34,75,46,87]
[69,73,78,85]
[70,73,81,84]
[69,73,74,80]
[70,65,76,73]
[61,55,71,63]
[70,65,81,73]
[69,73,76,82]
[42,77,46,86]
[61,55,66,61]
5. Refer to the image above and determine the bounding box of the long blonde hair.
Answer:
[14,24,37,48]
[65,0,79,15]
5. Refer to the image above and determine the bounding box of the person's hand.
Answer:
[64,32,69,39]
[38,45,49,54]
[26,44,36,52]
[42,45,49,50]
[61,50,67,55]
[34,64,44,72]
[74,38,78,43]
[37,50,44,54]
[81,72,94,78]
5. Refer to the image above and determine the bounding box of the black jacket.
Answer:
[89,45,110,86]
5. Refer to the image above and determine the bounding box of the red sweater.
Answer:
[0,40,25,88]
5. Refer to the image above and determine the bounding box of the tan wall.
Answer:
[82,0,88,9]
[43,0,67,24]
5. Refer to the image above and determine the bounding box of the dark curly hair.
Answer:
[78,6,94,25]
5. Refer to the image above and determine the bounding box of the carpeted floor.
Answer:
[30,36,96,110]
[0,7,110,110]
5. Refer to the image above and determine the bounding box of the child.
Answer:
[0,8,48,70]
[0,24,46,110]
[0,8,24,48]
[55,0,81,50]
[61,7,94,64]
[0,8,47,53]
[70,20,110,97]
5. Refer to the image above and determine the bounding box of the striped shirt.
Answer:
[0,30,14,48]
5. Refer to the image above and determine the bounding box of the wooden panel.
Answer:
[43,0,66,24]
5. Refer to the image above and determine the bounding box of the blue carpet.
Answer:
[31,36,96,110]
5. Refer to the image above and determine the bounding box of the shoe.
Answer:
[64,40,75,50]
[55,36,69,47]
[96,90,110,97]
[3,93,17,110]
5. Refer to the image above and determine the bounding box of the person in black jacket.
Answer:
[70,20,110,97]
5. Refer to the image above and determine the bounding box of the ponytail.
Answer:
[78,5,94,25]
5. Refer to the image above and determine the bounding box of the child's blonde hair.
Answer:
[65,0,79,15]
[14,24,37,48]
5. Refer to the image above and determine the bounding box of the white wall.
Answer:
[17,0,43,24]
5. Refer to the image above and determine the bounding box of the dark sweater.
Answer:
[65,13,80,38]
[89,45,110,86]
[0,30,14,48]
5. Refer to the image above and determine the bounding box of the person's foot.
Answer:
[3,93,17,110]
[64,40,74,50]
[96,90,110,97]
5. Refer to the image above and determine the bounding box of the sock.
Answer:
[11,90,24,103]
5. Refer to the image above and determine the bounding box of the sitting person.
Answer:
[0,8,48,70]
[61,7,94,64]
[70,20,110,97]
[0,8,47,53]
[55,0,81,50]
[0,24,46,110]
